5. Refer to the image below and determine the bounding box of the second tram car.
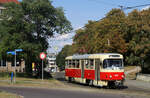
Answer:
[65,53,125,88]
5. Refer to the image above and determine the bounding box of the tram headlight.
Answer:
[109,75,112,78]
[121,75,124,78]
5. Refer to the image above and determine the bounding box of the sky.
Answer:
[49,0,150,53]
[52,0,150,30]
[18,0,150,53]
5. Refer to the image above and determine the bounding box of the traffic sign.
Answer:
[15,49,23,52]
[40,52,46,60]
[7,51,16,55]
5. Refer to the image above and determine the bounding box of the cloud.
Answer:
[142,6,150,10]
[47,32,75,53]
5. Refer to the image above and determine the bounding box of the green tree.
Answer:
[73,8,150,73]
[56,45,74,70]
[0,0,72,76]
[126,9,150,69]
[73,9,128,55]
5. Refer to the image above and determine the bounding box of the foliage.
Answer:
[56,45,74,70]
[0,0,72,75]
[73,9,128,54]
[57,8,150,73]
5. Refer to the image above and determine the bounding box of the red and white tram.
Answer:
[65,53,125,88]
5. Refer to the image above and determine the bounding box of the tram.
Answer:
[65,53,125,88]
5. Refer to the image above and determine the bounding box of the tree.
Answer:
[73,9,128,55]
[125,9,150,70]
[0,0,72,76]
[72,8,150,73]
[56,45,74,70]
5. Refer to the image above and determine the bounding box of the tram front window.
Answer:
[103,59,123,69]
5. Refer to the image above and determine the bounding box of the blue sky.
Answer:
[18,0,150,30]
[52,0,150,30]
[18,0,150,53]
[51,0,150,53]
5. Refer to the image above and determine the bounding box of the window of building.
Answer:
[0,59,7,67]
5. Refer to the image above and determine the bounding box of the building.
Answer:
[0,60,25,72]
[0,0,19,15]
[46,53,58,73]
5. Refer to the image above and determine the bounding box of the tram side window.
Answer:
[69,60,72,68]
[72,60,75,68]
[76,60,80,68]
[103,60,107,68]
[65,60,68,68]
[90,59,94,69]
[85,60,90,69]
[65,61,68,68]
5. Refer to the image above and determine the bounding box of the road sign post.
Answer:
[40,52,46,80]
[14,50,16,83]
[7,49,23,83]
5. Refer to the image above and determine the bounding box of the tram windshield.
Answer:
[103,59,123,69]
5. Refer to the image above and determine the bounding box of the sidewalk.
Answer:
[125,79,150,90]
[125,66,141,75]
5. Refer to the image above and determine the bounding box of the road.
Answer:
[0,72,149,98]
[53,72,150,96]
[0,86,144,98]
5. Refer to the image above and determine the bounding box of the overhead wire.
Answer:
[121,3,150,10]
[87,0,150,11]
[87,0,118,7]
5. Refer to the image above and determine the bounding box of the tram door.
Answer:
[95,59,100,84]
[81,60,84,79]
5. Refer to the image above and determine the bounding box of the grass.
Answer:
[0,77,67,89]
[0,91,21,98]
[0,66,139,88]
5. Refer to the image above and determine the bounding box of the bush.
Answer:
[0,72,10,78]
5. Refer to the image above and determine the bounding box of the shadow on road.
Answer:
[56,78,66,81]
[53,72,128,90]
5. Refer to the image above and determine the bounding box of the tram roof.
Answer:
[65,53,123,60]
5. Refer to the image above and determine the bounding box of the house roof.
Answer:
[0,0,19,4]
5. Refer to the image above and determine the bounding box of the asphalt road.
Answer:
[53,72,150,96]
[0,86,139,98]
[0,72,149,98]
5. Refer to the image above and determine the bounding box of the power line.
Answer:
[88,0,150,11]
[87,0,118,7]
[119,3,150,10]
